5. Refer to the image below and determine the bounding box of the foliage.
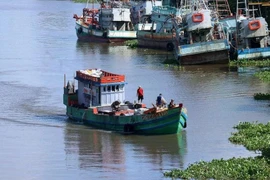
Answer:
[229,122,270,157]
[124,40,138,49]
[254,93,270,100]
[164,122,270,179]
[254,70,270,82]
[229,59,270,67]
[164,157,270,179]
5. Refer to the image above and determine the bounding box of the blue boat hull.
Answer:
[175,39,230,65]
[237,47,270,60]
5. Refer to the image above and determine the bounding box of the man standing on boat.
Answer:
[137,86,144,103]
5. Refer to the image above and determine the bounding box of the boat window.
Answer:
[103,86,106,92]
[116,85,119,91]
[112,85,115,91]
[107,86,111,91]
[119,84,124,90]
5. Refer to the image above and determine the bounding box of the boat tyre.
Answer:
[180,121,187,128]
[166,43,174,51]
[78,27,83,34]
[183,121,187,128]
[124,124,135,133]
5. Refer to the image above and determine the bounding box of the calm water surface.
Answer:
[0,0,269,179]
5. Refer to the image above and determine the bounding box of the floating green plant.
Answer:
[124,40,138,49]
[164,157,270,179]
[229,122,270,157]
[254,93,270,100]
[254,70,270,82]
[229,59,270,67]
[164,122,270,179]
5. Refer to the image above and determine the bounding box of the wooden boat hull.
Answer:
[65,105,187,135]
[75,21,137,43]
[175,39,230,65]
[137,31,175,51]
[237,47,270,60]
[64,95,187,135]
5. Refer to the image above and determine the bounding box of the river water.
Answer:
[0,0,269,179]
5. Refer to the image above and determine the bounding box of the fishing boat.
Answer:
[233,1,270,60]
[172,1,230,65]
[63,68,188,135]
[130,0,162,27]
[134,0,193,51]
[136,5,181,51]
[73,1,137,43]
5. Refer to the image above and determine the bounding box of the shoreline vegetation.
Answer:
[164,121,270,179]
[164,61,269,179]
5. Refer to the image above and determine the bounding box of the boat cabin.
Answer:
[74,69,126,108]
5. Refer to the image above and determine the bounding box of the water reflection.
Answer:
[124,132,187,169]
[64,123,187,172]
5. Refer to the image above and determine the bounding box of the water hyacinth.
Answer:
[254,93,270,100]
[254,70,270,82]
[164,157,270,179]
[229,122,270,156]
[164,122,270,179]
[229,59,270,67]
[124,40,138,49]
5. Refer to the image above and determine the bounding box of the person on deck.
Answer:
[137,86,144,103]
[111,100,121,111]
[156,93,166,108]
[168,99,176,108]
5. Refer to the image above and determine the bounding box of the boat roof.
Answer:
[76,68,125,84]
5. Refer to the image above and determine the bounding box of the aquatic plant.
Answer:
[124,40,138,49]
[229,121,270,156]
[164,121,270,179]
[164,157,270,179]
[229,59,270,67]
[254,93,270,100]
[254,70,270,82]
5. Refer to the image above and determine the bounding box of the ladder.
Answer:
[208,0,232,18]
[248,2,262,18]
[236,0,248,18]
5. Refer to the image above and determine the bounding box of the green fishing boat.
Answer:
[63,68,187,135]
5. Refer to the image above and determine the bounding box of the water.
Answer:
[0,0,269,179]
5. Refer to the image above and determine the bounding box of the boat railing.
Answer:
[152,6,177,15]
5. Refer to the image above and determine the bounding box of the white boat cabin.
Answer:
[74,69,126,107]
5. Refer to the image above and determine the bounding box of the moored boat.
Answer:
[136,5,180,51]
[173,2,230,65]
[234,1,270,60]
[73,1,137,43]
[63,68,188,135]
[135,0,191,51]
